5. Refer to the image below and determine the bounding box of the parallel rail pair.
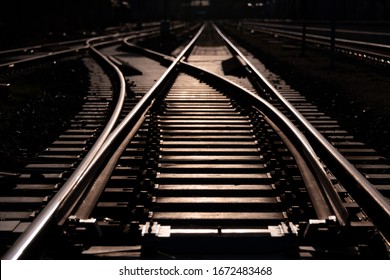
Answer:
[2,22,390,259]
[239,20,390,65]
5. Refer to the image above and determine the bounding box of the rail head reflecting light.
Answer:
[2,24,206,260]
[2,22,390,260]
[213,23,390,240]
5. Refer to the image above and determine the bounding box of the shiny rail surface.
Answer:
[240,20,390,65]
[2,24,205,260]
[125,25,390,243]
[214,24,390,241]
[0,24,168,70]
[2,22,389,260]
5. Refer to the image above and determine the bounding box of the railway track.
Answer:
[0,22,166,66]
[0,24,180,257]
[1,22,389,260]
[237,20,390,65]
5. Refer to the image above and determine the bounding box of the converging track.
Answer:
[1,22,389,260]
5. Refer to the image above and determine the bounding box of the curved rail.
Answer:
[4,22,389,259]
[126,24,390,241]
[2,36,127,261]
[2,24,206,260]
[214,24,390,241]
[177,61,347,223]
[0,22,162,57]
[0,26,162,70]
[124,38,349,221]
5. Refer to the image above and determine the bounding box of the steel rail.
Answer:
[57,23,204,229]
[0,47,89,69]
[244,22,390,50]
[0,22,162,56]
[124,29,390,238]
[122,40,346,224]
[0,23,145,56]
[2,36,129,261]
[123,32,347,224]
[71,24,195,216]
[72,108,150,219]
[242,22,390,63]
[2,23,206,260]
[214,24,390,240]
[0,23,192,70]
[243,21,390,38]
[264,115,334,220]
[0,38,90,56]
[177,60,345,222]
[0,27,162,69]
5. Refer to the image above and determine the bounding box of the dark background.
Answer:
[1,0,389,46]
